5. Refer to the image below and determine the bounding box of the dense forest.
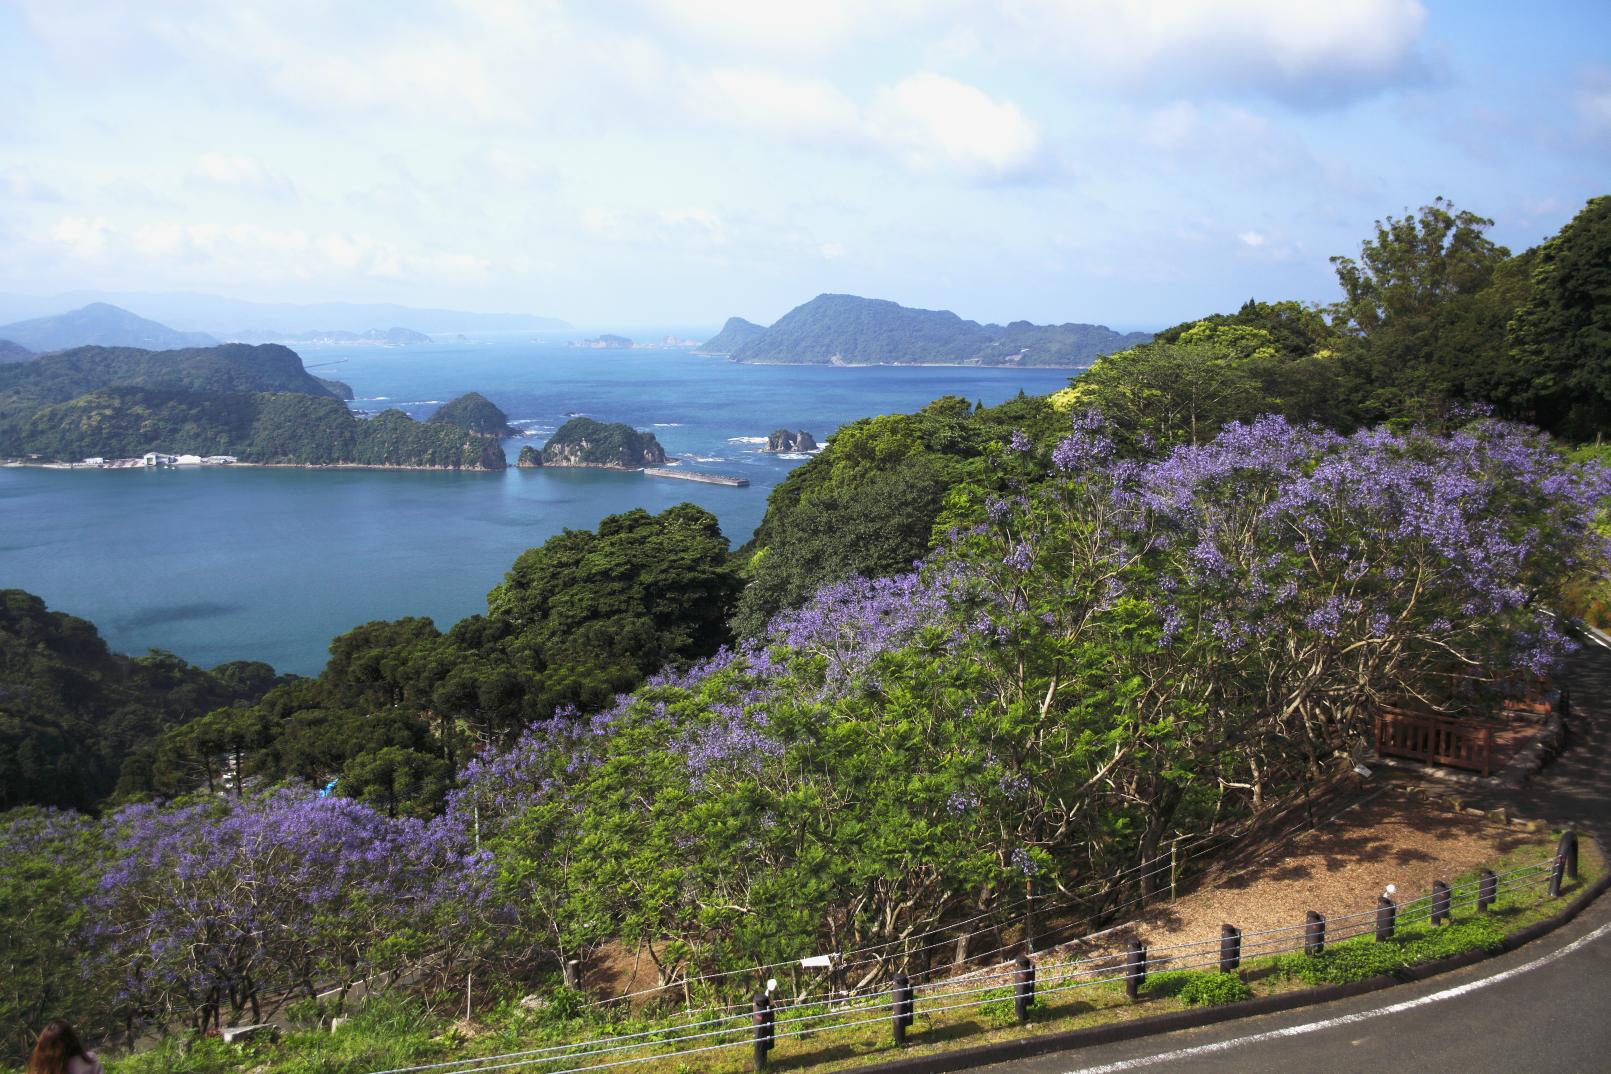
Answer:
[539,416,666,468]
[0,343,509,468]
[428,391,517,437]
[3,195,1610,1062]
[712,293,1153,366]
[0,591,283,813]
[696,315,765,353]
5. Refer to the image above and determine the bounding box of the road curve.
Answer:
[970,897,1611,1074]
[967,641,1611,1074]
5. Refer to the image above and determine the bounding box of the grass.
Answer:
[27,833,1594,1074]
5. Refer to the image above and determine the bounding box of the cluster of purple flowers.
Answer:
[46,407,1598,1035]
[89,789,495,1028]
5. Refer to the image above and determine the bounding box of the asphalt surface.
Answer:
[966,642,1611,1074]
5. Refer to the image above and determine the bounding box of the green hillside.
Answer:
[725,294,1152,366]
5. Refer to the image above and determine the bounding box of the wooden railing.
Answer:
[1376,708,1494,777]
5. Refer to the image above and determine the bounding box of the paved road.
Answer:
[968,643,1611,1074]
[972,897,1611,1074]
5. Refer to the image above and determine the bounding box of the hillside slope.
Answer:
[724,294,1151,366]
[0,302,217,351]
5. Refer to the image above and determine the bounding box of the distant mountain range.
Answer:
[0,303,218,353]
[699,294,1152,367]
[0,290,569,336]
[0,303,441,355]
[227,327,434,345]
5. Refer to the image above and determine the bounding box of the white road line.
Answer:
[1059,921,1611,1073]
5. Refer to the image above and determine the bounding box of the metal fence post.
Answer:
[1219,924,1241,973]
[1477,869,1497,912]
[1558,830,1579,881]
[1375,895,1397,942]
[1124,940,1147,1000]
[1013,955,1035,1023]
[892,973,914,1046]
[752,991,773,1071]
[1430,880,1451,926]
[1304,911,1325,956]
[1549,852,1565,898]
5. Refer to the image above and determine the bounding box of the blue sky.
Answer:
[0,0,1607,330]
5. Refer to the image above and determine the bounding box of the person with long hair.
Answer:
[26,1020,102,1074]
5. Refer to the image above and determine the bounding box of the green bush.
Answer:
[1177,972,1253,1007]
[1274,917,1509,985]
[1139,970,1252,1007]
[1136,970,1194,1000]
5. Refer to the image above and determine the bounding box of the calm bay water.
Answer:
[1,336,1075,673]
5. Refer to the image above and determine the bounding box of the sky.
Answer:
[0,0,1608,331]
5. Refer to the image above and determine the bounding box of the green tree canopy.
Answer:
[1511,196,1611,439]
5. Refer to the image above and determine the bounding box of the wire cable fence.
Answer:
[593,788,1364,1022]
[361,851,1568,1074]
[583,817,1242,1019]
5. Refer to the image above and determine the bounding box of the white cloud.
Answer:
[579,206,729,247]
[819,242,848,260]
[478,147,552,187]
[869,73,1044,180]
[1132,100,1343,186]
[693,68,863,141]
[659,207,726,242]
[1578,69,1611,141]
[579,207,631,242]
[50,216,111,260]
[1007,0,1429,104]
[690,68,1045,182]
[13,0,664,127]
[39,215,489,286]
[0,166,62,202]
[1238,230,1267,247]
[189,152,295,198]
[625,0,938,58]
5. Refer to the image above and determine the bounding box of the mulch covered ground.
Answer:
[1116,784,1545,958]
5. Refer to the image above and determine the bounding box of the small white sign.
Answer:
[799,954,838,969]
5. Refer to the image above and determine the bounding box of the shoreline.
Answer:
[3,459,507,473]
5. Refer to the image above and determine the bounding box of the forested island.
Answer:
[571,333,633,349]
[521,415,667,468]
[0,342,511,469]
[2,195,1610,1071]
[699,293,1153,366]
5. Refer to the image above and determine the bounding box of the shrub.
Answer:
[1136,970,1194,1000]
[1177,972,1253,1007]
[1274,917,1510,985]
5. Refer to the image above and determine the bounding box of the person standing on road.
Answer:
[26,1020,103,1074]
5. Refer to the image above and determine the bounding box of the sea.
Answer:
[0,334,1077,674]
